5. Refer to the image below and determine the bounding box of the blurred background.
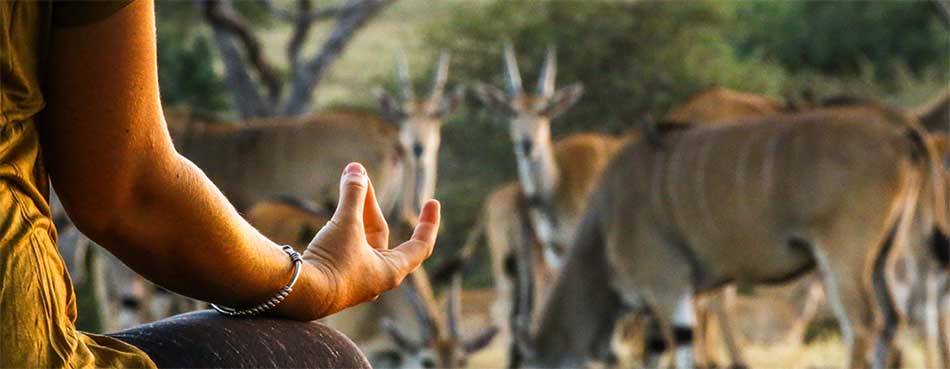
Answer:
[153,0,948,281]
[68,0,949,367]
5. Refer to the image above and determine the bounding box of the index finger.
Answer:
[382,199,440,274]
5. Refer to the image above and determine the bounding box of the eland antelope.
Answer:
[169,50,462,221]
[662,87,827,368]
[455,86,809,367]
[512,105,949,369]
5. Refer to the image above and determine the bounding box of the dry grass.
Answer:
[450,289,933,369]
[460,334,930,369]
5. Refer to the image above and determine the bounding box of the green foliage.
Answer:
[157,34,232,115]
[156,3,231,115]
[733,1,950,82]
[425,0,786,134]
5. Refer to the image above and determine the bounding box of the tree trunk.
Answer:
[283,0,391,116]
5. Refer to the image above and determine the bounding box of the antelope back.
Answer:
[170,110,405,216]
[550,133,625,223]
[665,87,786,124]
[605,105,933,283]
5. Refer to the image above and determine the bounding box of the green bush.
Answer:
[157,34,232,115]
[426,0,786,133]
[733,1,950,82]
[156,3,231,115]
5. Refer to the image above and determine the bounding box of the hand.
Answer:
[303,162,440,316]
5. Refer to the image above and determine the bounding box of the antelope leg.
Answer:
[924,266,942,369]
[872,236,904,369]
[811,243,878,369]
[938,274,950,369]
[712,286,747,368]
[643,288,696,369]
[640,313,666,369]
[693,295,715,368]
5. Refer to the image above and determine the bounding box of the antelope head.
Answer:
[474,43,584,199]
[376,51,465,219]
[380,276,498,369]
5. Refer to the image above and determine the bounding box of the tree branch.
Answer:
[287,0,314,75]
[262,0,296,22]
[204,0,283,106]
[202,2,270,118]
[283,0,394,116]
[264,0,351,23]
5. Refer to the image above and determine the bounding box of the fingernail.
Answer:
[344,163,365,176]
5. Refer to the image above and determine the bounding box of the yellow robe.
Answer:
[1,1,156,367]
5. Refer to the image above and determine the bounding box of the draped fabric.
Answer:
[0,1,155,367]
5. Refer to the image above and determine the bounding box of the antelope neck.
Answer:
[517,141,559,204]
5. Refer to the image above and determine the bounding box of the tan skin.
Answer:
[39,0,439,321]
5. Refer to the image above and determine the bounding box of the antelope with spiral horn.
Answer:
[512,104,949,369]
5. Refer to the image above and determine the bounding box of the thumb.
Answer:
[333,162,369,224]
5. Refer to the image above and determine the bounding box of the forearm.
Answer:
[88,152,330,320]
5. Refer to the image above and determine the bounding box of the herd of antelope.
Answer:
[54,42,949,369]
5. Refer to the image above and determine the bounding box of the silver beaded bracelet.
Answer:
[211,245,303,317]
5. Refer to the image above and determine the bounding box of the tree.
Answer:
[202,0,394,118]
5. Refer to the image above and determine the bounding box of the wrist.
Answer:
[273,261,336,321]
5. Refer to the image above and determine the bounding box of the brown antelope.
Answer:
[242,198,497,369]
[905,132,950,369]
[453,85,803,366]
[468,44,622,365]
[473,43,624,268]
[513,105,949,369]
[169,50,462,221]
[664,87,787,125]
[662,87,830,368]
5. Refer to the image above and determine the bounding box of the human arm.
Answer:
[39,0,437,320]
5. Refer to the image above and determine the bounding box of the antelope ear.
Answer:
[375,87,406,124]
[381,317,421,354]
[540,83,584,119]
[463,326,499,353]
[436,85,466,118]
[473,83,517,117]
